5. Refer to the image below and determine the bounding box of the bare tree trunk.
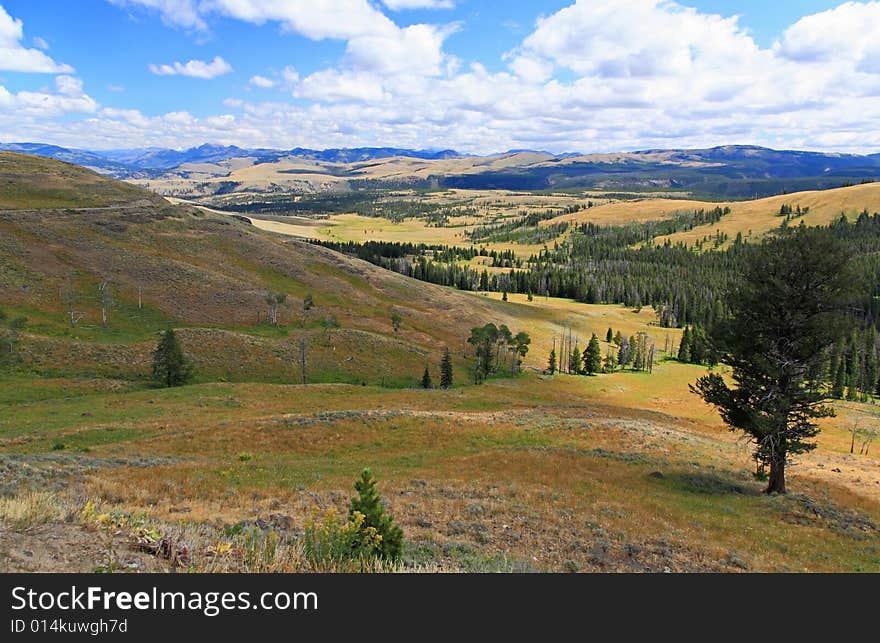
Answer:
[98,281,111,329]
[298,337,307,385]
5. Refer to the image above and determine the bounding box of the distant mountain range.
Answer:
[0,142,462,175]
[3,141,880,199]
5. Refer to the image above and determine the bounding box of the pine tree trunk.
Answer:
[766,452,786,494]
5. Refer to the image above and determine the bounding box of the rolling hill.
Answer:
[0,152,601,383]
[0,152,165,210]
[0,153,479,383]
[545,181,880,246]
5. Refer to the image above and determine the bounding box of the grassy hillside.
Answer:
[2,371,878,572]
[0,152,656,384]
[0,152,166,210]
[547,182,880,246]
[0,208,473,384]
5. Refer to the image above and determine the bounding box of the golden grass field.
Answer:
[174,182,880,266]
[546,182,880,246]
[167,186,606,259]
[2,365,878,573]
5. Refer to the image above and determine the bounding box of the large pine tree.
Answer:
[692,227,854,493]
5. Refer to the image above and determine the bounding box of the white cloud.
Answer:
[55,75,84,96]
[775,1,880,73]
[507,55,553,84]
[32,36,49,50]
[149,56,233,79]
[381,0,455,9]
[0,79,97,119]
[249,75,275,88]
[519,0,760,79]
[196,0,395,39]
[296,69,388,103]
[109,0,205,30]
[115,1,456,80]
[345,22,456,75]
[0,5,73,73]
[281,66,300,85]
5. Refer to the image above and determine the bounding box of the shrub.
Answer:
[303,508,381,571]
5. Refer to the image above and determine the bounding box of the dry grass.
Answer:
[0,491,67,530]
[248,212,473,246]
[467,292,683,369]
[4,367,878,572]
[544,182,880,246]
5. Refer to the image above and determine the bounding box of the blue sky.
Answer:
[1,1,879,153]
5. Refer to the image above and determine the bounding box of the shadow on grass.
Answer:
[660,471,762,496]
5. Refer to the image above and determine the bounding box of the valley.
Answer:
[1,152,879,574]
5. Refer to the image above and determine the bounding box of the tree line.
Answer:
[311,210,880,344]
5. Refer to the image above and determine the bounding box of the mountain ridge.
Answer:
[4,142,880,199]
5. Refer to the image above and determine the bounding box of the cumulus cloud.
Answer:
[55,75,85,96]
[109,0,205,30]
[116,0,456,80]
[775,1,880,73]
[519,0,761,79]
[345,22,456,75]
[149,56,232,79]
[381,0,455,9]
[249,75,276,89]
[296,69,388,103]
[0,5,73,73]
[507,55,554,84]
[0,76,97,120]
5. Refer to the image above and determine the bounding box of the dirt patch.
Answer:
[0,521,173,573]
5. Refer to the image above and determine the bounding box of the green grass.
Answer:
[2,373,878,571]
[0,152,163,210]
